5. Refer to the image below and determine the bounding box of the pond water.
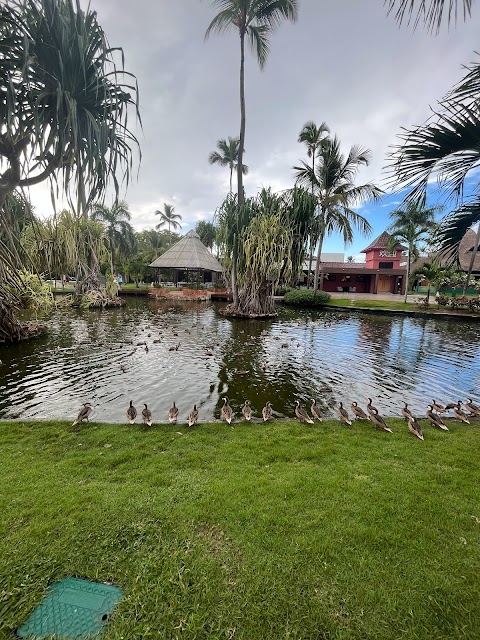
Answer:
[0,299,479,423]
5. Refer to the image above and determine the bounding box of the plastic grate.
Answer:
[17,578,123,639]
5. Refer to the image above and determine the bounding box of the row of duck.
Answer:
[72,397,480,440]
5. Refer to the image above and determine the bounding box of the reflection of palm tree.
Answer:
[209,137,248,193]
[155,204,182,235]
[294,135,381,291]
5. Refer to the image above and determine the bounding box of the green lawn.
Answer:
[324,298,478,315]
[1,418,479,639]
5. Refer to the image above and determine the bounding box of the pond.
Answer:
[0,299,479,423]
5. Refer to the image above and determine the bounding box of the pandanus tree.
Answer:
[297,120,330,287]
[91,201,136,276]
[294,135,382,292]
[389,56,480,293]
[208,137,248,193]
[0,0,140,342]
[216,186,317,316]
[205,0,298,306]
[387,202,438,302]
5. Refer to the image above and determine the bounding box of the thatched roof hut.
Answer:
[149,230,223,285]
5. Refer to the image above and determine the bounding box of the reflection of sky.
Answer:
[0,301,479,422]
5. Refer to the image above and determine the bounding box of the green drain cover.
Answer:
[17,578,123,639]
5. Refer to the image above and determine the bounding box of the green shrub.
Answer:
[283,289,331,306]
[274,286,291,296]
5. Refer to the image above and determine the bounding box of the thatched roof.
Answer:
[149,230,223,272]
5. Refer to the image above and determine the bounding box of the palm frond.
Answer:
[435,198,480,262]
[205,7,238,39]
[384,0,472,33]
[247,24,270,68]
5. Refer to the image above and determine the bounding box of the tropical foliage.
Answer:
[155,204,182,234]
[0,0,140,342]
[294,134,381,292]
[216,187,317,316]
[384,0,473,32]
[413,261,456,302]
[195,220,218,252]
[387,202,438,301]
[91,201,136,276]
[209,137,248,193]
[283,289,331,306]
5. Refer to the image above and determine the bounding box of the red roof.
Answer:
[361,230,407,253]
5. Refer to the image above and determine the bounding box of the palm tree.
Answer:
[297,121,330,287]
[195,220,218,252]
[91,201,136,276]
[387,202,438,302]
[413,261,451,302]
[384,0,473,32]
[205,0,298,306]
[390,57,480,293]
[294,135,382,292]
[155,204,182,235]
[209,137,248,193]
[0,0,139,342]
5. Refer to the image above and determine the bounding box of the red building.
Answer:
[309,231,407,294]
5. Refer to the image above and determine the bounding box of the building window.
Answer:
[356,275,366,282]
[379,250,397,257]
[341,275,351,282]
[325,274,336,281]
[379,262,394,269]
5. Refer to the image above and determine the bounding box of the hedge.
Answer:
[283,289,331,306]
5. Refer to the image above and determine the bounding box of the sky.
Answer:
[26,0,480,260]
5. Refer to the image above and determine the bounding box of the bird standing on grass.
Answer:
[142,404,153,426]
[426,405,448,430]
[401,402,414,420]
[72,403,93,426]
[311,399,323,421]
[188,405,199,426]
[221,397,233,424]
[262,402,272,422]
[453,402,470,424]
[407,416,424,441]
[351,402,368,420]
[465,398,480,416]
[337,402,352,426]
[127,400,137,424]
[168,401,179,424]
[242,400,252,421]
[369,408,393,433]
[367,398,378,415]
[431,400,445,413]
[295,400,314,424]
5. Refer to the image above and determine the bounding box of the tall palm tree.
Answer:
[390,57,480,292]
[294,135,382,292]
[388,202,438,302]
[155,204,182,235]
[91,201,136,276]
[205,0,298,306]
[209,137,248,193]
[297,121,330,287]
[0,0,140,342]
[195,220,218,252]
[384,0,473,32]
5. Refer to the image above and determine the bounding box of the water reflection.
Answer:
[0,299,479,422]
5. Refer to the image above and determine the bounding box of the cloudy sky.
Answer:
[28,0,479,258]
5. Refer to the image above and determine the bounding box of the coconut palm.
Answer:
[155,204,182,235]
[0,0,140,342]
[294,135,382,292]
[298,121,330,287]
[91,201,136,276]
[205,0,298,307]
[387,202,438,302]
[384,0,473,32]
[390,57,480,292]
[209,137,249,193]
[195,220,218,252]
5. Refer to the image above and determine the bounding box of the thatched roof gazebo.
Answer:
[149,230,223,287]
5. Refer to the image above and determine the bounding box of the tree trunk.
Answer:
[313,213,325,293]
[229,165,233,194]
[404,250,411,304]
[110,237,115,276]
[463,223,480,294]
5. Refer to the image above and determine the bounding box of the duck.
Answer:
[431,399,445,413]
[444,402,458,411]
[262,401,272,422]
[407,416,424,440]
[311,399,323,421]
[337,402,352,426]
[401,402,414,420]
[369,408,393,433]
[188,404,199,427]
[465,398,480,416]
[127,400,137,424]
[220,397,233,424]
[72,402,93,426]
[295,400,314,424]
[242,400,252,421]
[351,402,368,420]
[367,398,378,415]
[168,401,179,424]
[426,405,449,430]
[142,403,153,426]
[453,401,470,424]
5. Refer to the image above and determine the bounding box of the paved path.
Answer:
[328,292,422,303]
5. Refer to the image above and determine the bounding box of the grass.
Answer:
[323,298,478,315]
[1,418,479,639]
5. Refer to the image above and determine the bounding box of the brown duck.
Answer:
[295,400,314,424]
[351,402,368,420]
[337,402,352,426]
[426,405,448,430]
[369,408,393,433]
